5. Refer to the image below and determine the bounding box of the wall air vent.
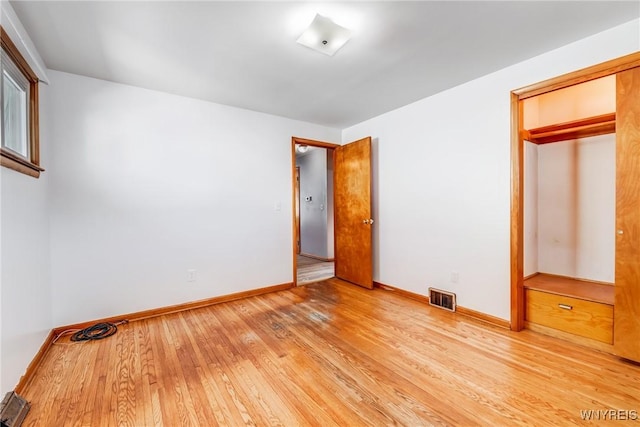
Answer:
[428,288,457,312]
[0,391,30,427]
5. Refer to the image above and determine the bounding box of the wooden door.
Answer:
[334,137,373,289]
[295,167,301,254]
[614,67,640,362]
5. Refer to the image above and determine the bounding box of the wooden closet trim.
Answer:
[509,51,640,332]
[514,52,640,99]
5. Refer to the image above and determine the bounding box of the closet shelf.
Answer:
[524,112,616,144]
[524,273,614,305]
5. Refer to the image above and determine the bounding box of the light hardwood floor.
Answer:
[20,278,640,426]
[296,255,334,284]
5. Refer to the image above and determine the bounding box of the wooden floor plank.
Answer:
[212,301,338,426]
[20,278,640,426]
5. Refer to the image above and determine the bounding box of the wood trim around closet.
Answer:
[510,92,525,331]
[509,51,640,332]
[514,51,640,100]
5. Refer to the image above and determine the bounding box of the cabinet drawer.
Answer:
[525,289,613,344]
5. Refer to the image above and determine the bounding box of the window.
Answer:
[1,26,43,178]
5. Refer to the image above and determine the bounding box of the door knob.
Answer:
[362,219,375,225]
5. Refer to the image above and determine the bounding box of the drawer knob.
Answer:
[558,304,573,310]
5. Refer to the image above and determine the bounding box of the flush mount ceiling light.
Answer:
[296,145,309,154]
[296,14,352,56]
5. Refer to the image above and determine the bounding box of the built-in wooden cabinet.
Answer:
[525,275,614,346]
[526,289,613,344]
[513,54,640,362]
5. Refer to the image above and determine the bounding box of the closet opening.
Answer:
[510,52,640,362]
[522,76,616,347]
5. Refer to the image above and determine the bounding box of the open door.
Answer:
[334,137,373,289]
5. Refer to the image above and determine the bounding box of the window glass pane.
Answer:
[2,70,28,157]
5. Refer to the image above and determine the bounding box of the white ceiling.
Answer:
[11,1,640,128]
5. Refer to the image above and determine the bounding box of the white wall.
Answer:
[526,73,616,283]
[537,142,578,278]
[524,75,616,129]
[342,19,639,320]
[326,151,334,259]
[524,142,538,277]
[0,152,52,393]
[0,83,52,392]
[47,71,340,326]
[537,135,615,282]
[296,148,330,258]
[0,0,48,83]
[1,0,52,393]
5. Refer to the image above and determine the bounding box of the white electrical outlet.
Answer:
[187,269,197,282]
[450,271,459,283]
